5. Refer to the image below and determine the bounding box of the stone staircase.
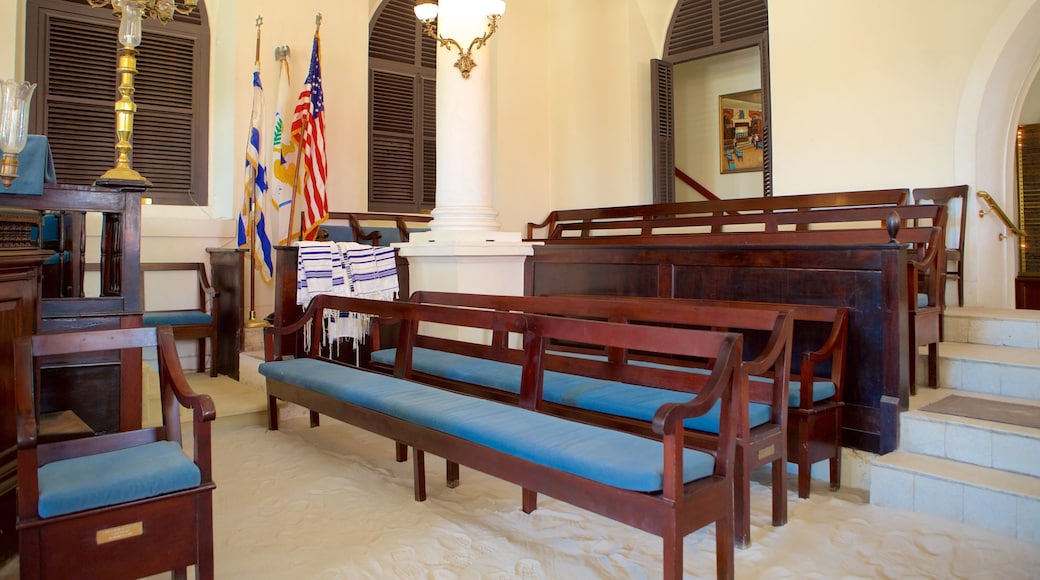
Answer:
[870,307,1040,543]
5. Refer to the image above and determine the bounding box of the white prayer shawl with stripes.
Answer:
[296,241,399,350]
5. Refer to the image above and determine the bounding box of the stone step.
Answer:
[921,342,1040,400]
[870,450,1040,542]
[943,306,1040,349]
[901,389,1040,477]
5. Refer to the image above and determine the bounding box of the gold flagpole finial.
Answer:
[315,13,322,32]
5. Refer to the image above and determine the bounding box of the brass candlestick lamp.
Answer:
[0,79,36,188]
[88,0,199,187]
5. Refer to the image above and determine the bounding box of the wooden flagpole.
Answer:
[245,15,268,328]
[286,13,321,243]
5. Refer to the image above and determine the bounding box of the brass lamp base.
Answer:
[244,311,271,328]
[95,165,153,189]
[1,152,19,188]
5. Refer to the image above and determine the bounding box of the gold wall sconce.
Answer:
[414,0,506,79]
[87,0,199,187]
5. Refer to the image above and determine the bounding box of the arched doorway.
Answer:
[957,0,1040,308]
[652,0,770,203]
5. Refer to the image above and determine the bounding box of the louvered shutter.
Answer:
[369,0,436,213]
[1019,124,1040,273]
[651,59,675,205]
[26,0,209,205]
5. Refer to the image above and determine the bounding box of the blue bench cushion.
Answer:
[259,358,716,492]
[142,310,212,327]
[370,347,769,434]
[37,440,201,518]
[544,349,836,408]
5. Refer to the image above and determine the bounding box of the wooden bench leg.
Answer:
[830,409,843,491]
[208,332,218,377]
[662,520,682,580]
[395,441,408,462]
[309,410,320,428]
[267,395,279,430]
[734,446,751,549]
[522,488,538,514]
[715,514,735,580]
[196,337,207,374]
[771,455,788,527]
[927,342,938,387]
[413,448,427,502]
[173,567,187,580]
[446,460,460,489]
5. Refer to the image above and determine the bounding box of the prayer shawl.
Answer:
[296,241,399,349]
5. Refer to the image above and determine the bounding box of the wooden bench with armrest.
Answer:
[260,294,744,579]
[568,294,850,500]
[525,211,943,456]
[83,261,220,377]
[367,291,793,549]
[141,263,220,377]
[526,189,909,240]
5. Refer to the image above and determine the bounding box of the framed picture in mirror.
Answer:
[719,90,764,173]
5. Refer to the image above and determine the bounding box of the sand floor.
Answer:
[4,416,1038,579]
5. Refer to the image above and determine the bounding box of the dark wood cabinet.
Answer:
[1,184,144,433]
[0,249,49,565]
[206,248,246,379]
[1017,274,1040,310]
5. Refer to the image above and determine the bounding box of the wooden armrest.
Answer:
[652,333,742,436]
[797,309,849,408]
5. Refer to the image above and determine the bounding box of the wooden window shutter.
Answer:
[1019,124,1040,273]
[651,59,676,205]
[369,0,436,213]
[25,0,209,206]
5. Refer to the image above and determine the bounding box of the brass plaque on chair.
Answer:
[96,521,143,544]
[757,444,775,461]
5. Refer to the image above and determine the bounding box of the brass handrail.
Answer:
[977,190,1025,241]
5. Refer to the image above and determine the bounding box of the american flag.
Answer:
[237,62,274,282]
[291,32,328,241]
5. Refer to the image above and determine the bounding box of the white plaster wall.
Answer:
[5,0,1040,308]
[769,0,1011,193]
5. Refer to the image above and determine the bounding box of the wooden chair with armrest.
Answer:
[141,262,220,377]
[15,325,216,579]
[912,185,969,307]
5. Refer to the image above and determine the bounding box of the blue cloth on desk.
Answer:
[0,135,57,195]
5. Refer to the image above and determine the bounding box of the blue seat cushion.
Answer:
[142,310,212,327]
[42,250,70,265]
[370,347,768,434]
[260,358,716,492]
[917,293,929,309]
[37,440,201,518]
[548,349,836,409]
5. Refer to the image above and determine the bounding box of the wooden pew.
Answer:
[526,212,942,456]
[526,189,909,240]
[261,294,744,580]
[367,291,794,548]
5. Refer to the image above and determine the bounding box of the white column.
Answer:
[413,0,506,240]
[398,0,535,305]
